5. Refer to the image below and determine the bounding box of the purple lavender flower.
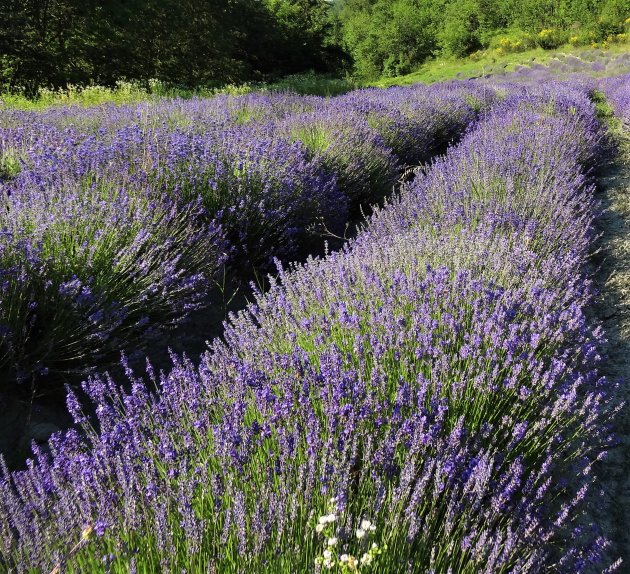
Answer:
[0,74,622,573]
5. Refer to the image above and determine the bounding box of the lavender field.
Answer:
[0,61,629,573]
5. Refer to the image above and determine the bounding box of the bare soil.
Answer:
[588,126,630,570]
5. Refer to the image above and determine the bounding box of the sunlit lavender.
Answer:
[0,68,627,573]
[0,83,489,389]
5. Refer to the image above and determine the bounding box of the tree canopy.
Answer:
[0,0,345,94]
[336,0,629,78]
[0,0,627,91]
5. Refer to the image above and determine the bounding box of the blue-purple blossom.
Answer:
[0,72,624,573]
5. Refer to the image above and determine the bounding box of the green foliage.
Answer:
[0,0,346,94]
[0,148,21,180]
[438,0,483,57]
[336,0,629,79]
[0,75,356,111]
[293,125,334,152]
[263,0,345,74]
[339,0,436,79]
[535,27,569,49]
[265,72,356,96]
[0,0,628,95]
[486,30,539,54]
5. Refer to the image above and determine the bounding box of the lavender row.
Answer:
[598,73,630,127]
[0,78,618,572]
[482,50,630,84]
[0,82,492,391]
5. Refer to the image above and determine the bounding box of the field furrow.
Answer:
[591,124,630,569]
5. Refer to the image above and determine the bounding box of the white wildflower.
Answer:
[327,537,338,546]
[340,554,349,563]
[323,549,333,560]
[360,519,376,532]
[316,523,325,534]
[360,552,373,566]
[356,528,366,539]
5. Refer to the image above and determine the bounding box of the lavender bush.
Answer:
[0,177,225,391]
[144,124,344,267]
[278,108,399,216]
[599,73,630,128]
[1,82,489,393]
[475,50,630,85]
[336,81,496,167]
[0,77,620,573]
[365,83,607,246]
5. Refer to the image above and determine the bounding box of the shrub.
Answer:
[0,146,20,180]
[280,108,399,216]
[150,125,344,267]
[488,30,538,53]
[438,0,483,57]
[0,179,225,393]
[536,28,569,49]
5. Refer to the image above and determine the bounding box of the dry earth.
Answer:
[588,123,630,571]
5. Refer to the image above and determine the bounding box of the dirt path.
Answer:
[589,126,630,570]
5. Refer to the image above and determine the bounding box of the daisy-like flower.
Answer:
[360,519,376,532]
[318,513,336,526]
[360,552,373,566]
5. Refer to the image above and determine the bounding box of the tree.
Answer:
[438,0,483,57]
[0,0,344,92]
[263,0,343,75]
[338,0,438,79]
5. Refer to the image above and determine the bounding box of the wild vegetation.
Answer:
[0,0,344,95]
[337,0,629,78]
[1,0,628,97]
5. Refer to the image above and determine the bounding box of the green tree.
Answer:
[339,0,437,79]
[0,0,94,93]
[0,0,344,93]
[263,0,344,75]
[438,0,483,57]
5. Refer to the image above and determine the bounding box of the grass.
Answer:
[0,73,356,111]
[1,43,627,110]
[369,43,630,87]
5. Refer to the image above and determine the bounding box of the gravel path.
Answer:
[589,125,630,570]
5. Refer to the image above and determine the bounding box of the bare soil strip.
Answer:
[591,126,630,568]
